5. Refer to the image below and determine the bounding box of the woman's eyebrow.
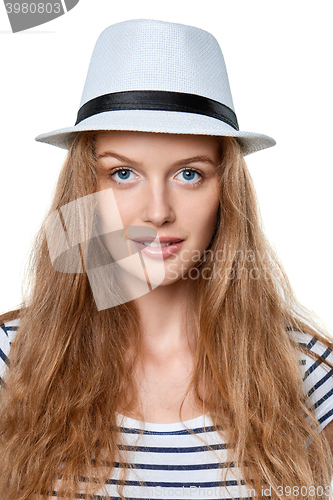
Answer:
[97,151,142,166]
[97,151,216,167]
[173,155,216,167]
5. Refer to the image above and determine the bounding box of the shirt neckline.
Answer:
[116,412,213,432]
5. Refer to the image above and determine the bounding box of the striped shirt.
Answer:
[1,319,333,500]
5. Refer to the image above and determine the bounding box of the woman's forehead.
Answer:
[94,130,221,159]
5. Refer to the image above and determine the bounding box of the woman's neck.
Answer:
[134,277,197,359]
[118,279,205,423]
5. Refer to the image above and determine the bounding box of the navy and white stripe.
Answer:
[0,319,18,385]
[1,320,333,499]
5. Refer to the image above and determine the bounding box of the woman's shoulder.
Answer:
[1,320,332,428]
[287,326,333,378]
[287,327,333,430]
[0,317,20,342]
[287,327,333,360]
[0,316,20,381]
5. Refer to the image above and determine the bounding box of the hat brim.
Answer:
[35,110,276,156]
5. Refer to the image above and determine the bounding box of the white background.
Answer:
[0,1,332,332]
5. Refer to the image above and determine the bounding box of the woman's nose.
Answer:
[141,182,175,227]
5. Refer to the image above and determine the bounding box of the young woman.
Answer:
[1,19,333,500]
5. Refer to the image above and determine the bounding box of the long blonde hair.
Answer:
[0,132,332,500]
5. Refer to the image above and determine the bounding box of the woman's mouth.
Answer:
[131,238,184,260]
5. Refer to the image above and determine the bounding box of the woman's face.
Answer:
[95,130,221,287]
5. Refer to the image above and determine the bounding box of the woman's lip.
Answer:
[132,237,183,243]
[131,240,184,260]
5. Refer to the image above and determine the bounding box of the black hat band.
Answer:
[75,90,239,131]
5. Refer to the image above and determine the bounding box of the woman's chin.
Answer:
[152,270,192,288]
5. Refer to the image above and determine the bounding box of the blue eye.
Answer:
[110,168,136,183]
[176,169,202,183]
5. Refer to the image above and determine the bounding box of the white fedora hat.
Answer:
[35,19,276,156]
